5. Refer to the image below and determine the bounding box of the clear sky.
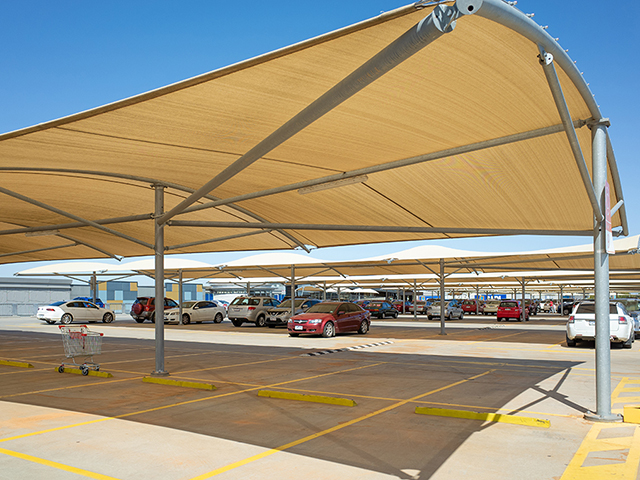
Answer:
[0,1,638,278]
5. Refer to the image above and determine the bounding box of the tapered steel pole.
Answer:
[178,269,183,325]
[439,258,446,335]
[586,119,620,422]
[152,185,168,376]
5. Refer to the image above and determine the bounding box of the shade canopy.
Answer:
[0,0,627,265]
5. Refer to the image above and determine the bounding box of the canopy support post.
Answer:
[152,184,168,376]
[586,119,620,422]
[91,272,97,304]
[521,277,526,322]
[291,265,296,318]
[178,269,183,325]
[323,281,326,302]
[439,258,446,335]
[413,279,418,320]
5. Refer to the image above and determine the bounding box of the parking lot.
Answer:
[2,314,640,479]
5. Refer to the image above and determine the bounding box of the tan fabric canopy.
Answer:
[0,1,627,264]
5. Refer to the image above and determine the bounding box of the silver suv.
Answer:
[228,296,280,327]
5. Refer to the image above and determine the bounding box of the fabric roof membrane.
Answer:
[0,0,626,264]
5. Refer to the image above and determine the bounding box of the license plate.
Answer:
[294,325,303,331]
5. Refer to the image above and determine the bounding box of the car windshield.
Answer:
[575,303,618,314]
[182,301,196,308]
[462,300,474,305]
[278,300,305,309]
[231,297,260,306]
[306,303,339,314]
[500,301,518,308]
[487,301,501,306]
[50,301,65,306]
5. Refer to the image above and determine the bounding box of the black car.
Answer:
[363,301,398,319]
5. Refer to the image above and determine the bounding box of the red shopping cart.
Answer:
[58,325,103,375]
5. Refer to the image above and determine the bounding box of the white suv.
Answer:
[566,301,634,348]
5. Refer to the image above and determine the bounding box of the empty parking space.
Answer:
[1,317,640,479]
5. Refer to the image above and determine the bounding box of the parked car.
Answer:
[287,301,370,337]
[524,300,538,316]
[392,301,412,314]
[566,301,634,348]
[561,300,580,316]
[461,299,480,315]
[497,300,528,322]
[411,301,428,314]
[73,297,105,308]
[363,301,398,319]
[164,300,226,324]
[481,300,501,316]
[427,300,464,320]
[37,300,114,324]
[228,296,280,327]
[130,297,179,323]
[266,298,321,327]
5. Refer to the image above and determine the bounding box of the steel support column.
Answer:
[91,272,97,304]
[413,279,417,321]
[586,119,619,422]
[521,278,526,322]
[178,269,183,325]
[323,281,326,302]
[439,258,446,336]
[152,185,168,376]
[291,265,296,318]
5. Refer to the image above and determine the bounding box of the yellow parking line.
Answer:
[0,362,384,444]
[0,447,118,480]
[189,369,495,479]
[0,376,141,400]
[465,331,526,344]
[561,377,640,479]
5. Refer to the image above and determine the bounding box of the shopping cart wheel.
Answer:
[95,366,100,371]
[58,365,65,373]
[81,366,89,376]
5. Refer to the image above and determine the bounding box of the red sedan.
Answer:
[288,301,371,337]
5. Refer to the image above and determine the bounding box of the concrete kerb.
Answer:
[0,359,34,368]
[415,406,550,428]
[143,376,217,391]
[258,390,357,407]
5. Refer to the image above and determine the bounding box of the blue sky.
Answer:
[0,1,638,277]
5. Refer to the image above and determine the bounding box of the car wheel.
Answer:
[393,311,398,318]
[623,335,633,349]
[214,313,223,324]
[102,312,114,323]
[45,320,56,325]
[497,318,502,322]
[60,313,73,324]
[459,312,464,319]
[231,319,243,327]
[566,334,576,347]
[255,315,266,327]
[134,318,145,323]
[182,314,190,325]
[322,322,335,338]
[150,313,155,323]
[358,320,369,334]
[427,315,432,320]
[447,312,452,321]
[289,333,299,337]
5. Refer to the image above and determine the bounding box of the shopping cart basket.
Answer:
[58,325,103,375]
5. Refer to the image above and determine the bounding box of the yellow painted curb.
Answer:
[258,390,357,407]
[143,377,216,390]
[624,405,640,424]
[0,359,34,368]
[415,406,550,428]
[56,367,113,378]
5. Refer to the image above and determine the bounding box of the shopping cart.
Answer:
[58,325,103,375]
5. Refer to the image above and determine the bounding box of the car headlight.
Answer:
[287,319,293,323]
[308,319,322,324]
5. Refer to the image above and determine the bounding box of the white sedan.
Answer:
[427,300,464,320]
[566,301,634,348]
[37,300,115,325]
[164,301,226,324]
